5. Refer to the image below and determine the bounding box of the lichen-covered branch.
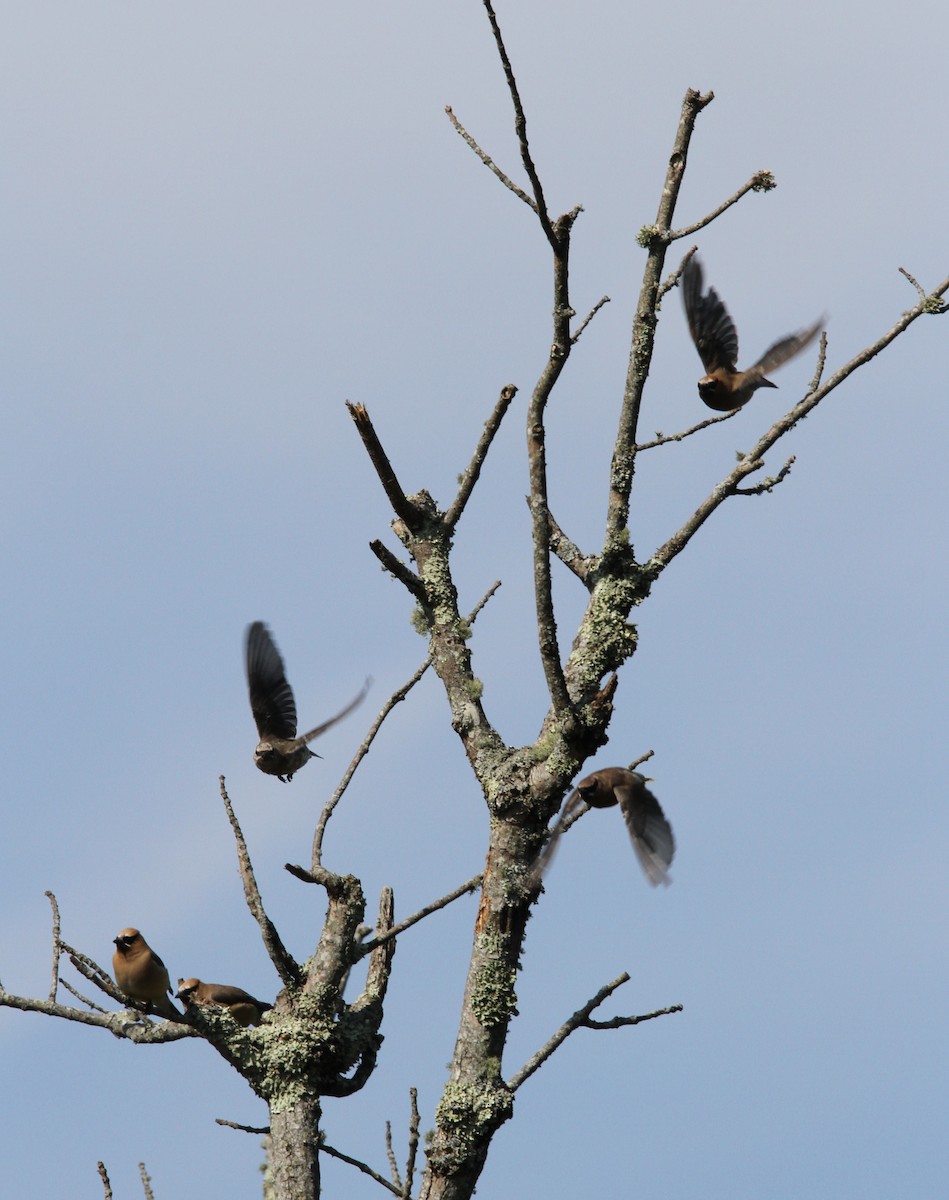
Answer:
[0,986,198,1041]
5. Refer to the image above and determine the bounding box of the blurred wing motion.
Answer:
[531,767,674,889]
[246,620,298,740]
[682,254,824,411]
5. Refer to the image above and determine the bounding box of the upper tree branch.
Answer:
[219,777,302,988]
[369,539,425,601]
[45,890,61,1002]
[508,973,678,1092]
[482,0,557,248]
[445,107,536,210]
[650,272,949,572]
[313,582,500,869]
[0,987,198,1041]
[444,385,518,531]
[635,407,740,450]
[526,204,584,717]
[669,169,776,240]
[347,402,420,531]
[605,88,713,550]
[358,872,482,958]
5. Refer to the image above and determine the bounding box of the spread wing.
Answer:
[750,316,824,377]
[298,678,371,746]
[529,789,586,887]
[682,255,739,374]
[245,621,298,740]
[615,779,675,887]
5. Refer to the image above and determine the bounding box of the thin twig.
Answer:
[60,977,108,1013]
[670,170,776,240]
[482,0,556,247]
[358,873,483,958]
[312,656,432,869]
[585,1002,684,1029]
[216,1117,270,1135]
[507,973,631,1091]
[444,385,518,531]
[219,777,302,988]
[445,106,535,209]
[385,1122,401,1190]
[656,248,697,303]
[138,1162,155,1200]
[628,749,655,772]
[320,1140,402,1197]
[312,583,501,868]
[734,455,795,495]
[61,940,122,1003]
[898,266,946,311]
[808,332,828,392]
[45,890,61,1003]
[402,1088,420,1200]
[634,407,740,450]
[571,295,611,344]
[97,1162,113,1200]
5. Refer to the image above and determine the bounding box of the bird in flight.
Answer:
[682,254,824,411]
[532,767,675,888]
[245,621,368,781]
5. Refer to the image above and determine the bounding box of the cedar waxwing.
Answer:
[245,621,369,782]
[112,928,181,1020]
[682,255,824,411]
[533,767,675,888]
[176,978,272,1028]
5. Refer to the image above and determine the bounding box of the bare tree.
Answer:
[2,4,945,1199]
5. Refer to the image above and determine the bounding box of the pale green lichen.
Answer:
[471,936,518,1028]
[431,1079,514,1172]
[258,993,338,1113]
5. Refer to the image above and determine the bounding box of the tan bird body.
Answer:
[245,621,368,781]
[533,767,675,888]
[682,255,824,411]
[112,928,180,1020]
[176,978,272,1028]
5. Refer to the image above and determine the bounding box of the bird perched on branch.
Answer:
[176,978,272,1028]
[245,621,369,781]
[112,928,181,1020]
[682,254,824,411]
[532,767,675,888]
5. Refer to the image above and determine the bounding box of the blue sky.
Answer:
[1,2,946,1197]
